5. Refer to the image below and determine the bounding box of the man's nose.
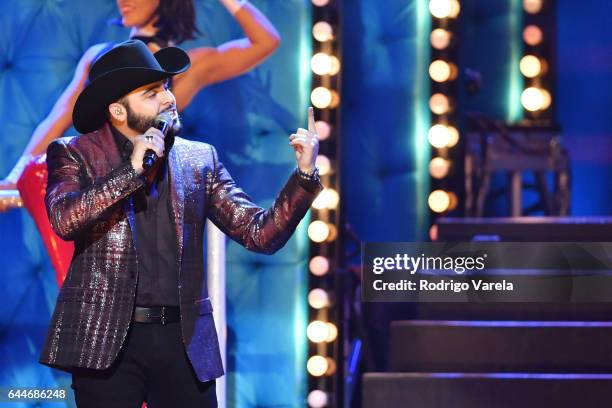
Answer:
[158,88,175,105]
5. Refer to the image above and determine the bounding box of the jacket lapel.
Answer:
[91,123,138,246]
[168,145,185,268]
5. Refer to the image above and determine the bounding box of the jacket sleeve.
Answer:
[45,139,145,241]
[206,145,323,254]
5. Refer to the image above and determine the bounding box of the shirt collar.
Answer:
[110,125,134,162]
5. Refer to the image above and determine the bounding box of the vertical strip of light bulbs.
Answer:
[427,0,461,240]
[307,0,342,407]
[520,0,554,121]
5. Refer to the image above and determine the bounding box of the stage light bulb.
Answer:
[316,155,331,175]
[307,355,328,376]
[520,55,542,78]
[430,28,451,50]
[329,90,340,108]
[309,256,330,276]
[313,21,334,42]
[428,189,451,213]
[312,190,328,209]
[429,224,439,241]
[447,126,459,147]
[307,320,330,343]
[311,0,330,6]
[521,87,545,111]
[312,188,339,210]
[429,0,452,18]
[326,224,338,242]
[328,56,341,76]
[428,124,451,148]
[325,322,338,342]
[523,25,543,46]
[307,390,328,408]
[308,288,330,309]
[449,0,461,18]
[429,93,451,115]
[315,120,331,140]
[429,60,453,82]
[311,53,333,76]
[311,87,332,109]
[429,157,451,179]
[324,358,337,375]
[308,220,330,243]
[523,0,542,14]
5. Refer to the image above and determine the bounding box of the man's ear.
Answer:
[108,102,126,123]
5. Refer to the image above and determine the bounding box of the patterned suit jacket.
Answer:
[39,123,321,382]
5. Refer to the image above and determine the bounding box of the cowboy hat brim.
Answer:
[72,46,190,134]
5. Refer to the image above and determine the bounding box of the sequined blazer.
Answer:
[39,123,321,382]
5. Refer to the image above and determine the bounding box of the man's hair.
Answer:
[155,0,201,45]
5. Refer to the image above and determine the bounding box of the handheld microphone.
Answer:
[143,111,174,171]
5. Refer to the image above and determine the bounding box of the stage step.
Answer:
[416,302,612,321]
[436,216,612,241]
[363,372,612,408]
[390,320,612,373]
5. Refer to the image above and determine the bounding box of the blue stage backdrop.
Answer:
[341,0,431,244]
[557,0,612,216]
[0,0,311,406]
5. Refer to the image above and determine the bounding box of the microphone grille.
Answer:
[155,111,174,126]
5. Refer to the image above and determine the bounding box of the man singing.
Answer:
[39,39,321,408]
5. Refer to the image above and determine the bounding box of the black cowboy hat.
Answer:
[72,39,190,134]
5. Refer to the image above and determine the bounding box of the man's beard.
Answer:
[124,102,182,141]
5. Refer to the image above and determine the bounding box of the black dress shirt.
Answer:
[111,126,180,306]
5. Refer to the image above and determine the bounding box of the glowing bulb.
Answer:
[315,120,331,140]
[429,60,456,82]
[428,124,451,148]
[311,0,330,6]
[523,25,543,46]
[311,53,333,76]
[325,322,338,342]
[309,256,330,276]
[307,390,328,408]
[429,224,439,241]
[326,224,338,242]
[521,87,545,111]
[308,221,330,243]
[312,189,328,209]
[307,320,330,343]
[449,0,461,18]
[307,355,328,376]
[429,93,451,115]
[329,90,340,108]
[429,0,452,18]
[429,157,451,179]
[308,288,330,309]
[523,0,542,14]
[313,21,334,42]
[311,87,332,109]
[325,358,337,375]
[312,188,339,210]
[448,191,458,210]
[428,189,451,213]
[328,56,341,76]
[520,55,542,78]
[430,28,451,50]
[447,126,459,147]
[316,155,331,175]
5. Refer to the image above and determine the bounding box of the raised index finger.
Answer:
[308,106,316,133]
